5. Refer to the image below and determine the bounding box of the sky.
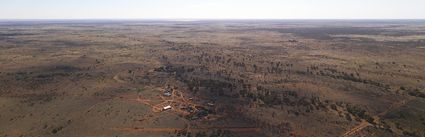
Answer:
[0,0,425,19]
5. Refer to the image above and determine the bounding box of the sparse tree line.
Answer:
[146,40,425,136]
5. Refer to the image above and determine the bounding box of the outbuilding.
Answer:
[163,92,172,96]
[163,105,172,111]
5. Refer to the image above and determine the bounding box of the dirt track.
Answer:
[110,127,261,132]
[341,120,371,137]
[340,98,413,137]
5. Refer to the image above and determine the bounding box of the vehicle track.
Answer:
[340,98,413,137]
[110,127,261,132]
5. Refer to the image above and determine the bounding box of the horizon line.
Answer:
[1,18,425,21]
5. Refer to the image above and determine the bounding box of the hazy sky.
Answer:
[1,0,425,19]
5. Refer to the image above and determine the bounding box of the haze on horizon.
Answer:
[1,0,425,19]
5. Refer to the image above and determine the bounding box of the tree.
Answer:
[137,87,144,98]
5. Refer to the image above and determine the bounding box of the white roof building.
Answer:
[163,105,172,110]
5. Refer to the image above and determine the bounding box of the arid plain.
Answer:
[1,20,425,137]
